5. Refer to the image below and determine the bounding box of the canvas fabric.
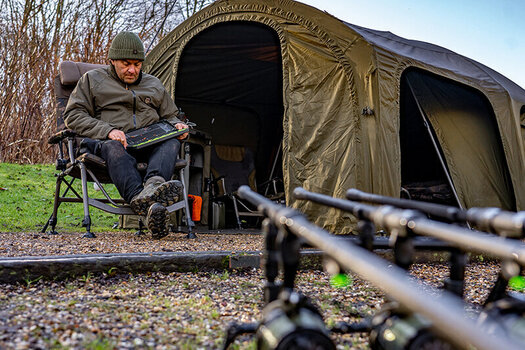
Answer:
[143,0,525,233]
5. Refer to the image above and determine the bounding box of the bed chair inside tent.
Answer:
[144,0,525,233]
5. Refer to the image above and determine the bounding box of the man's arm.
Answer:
[64,74,115,140]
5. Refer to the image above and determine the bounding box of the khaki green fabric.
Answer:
[65,66,181,139]
[108,31,145,61]
[144,0,525,233]
[119,214,140,229]
[406,71,515,210]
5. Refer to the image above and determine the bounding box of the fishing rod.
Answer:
[294,188,525,265]
[347,188,525,238]
[232,186,524,350]
[300,187,525,302]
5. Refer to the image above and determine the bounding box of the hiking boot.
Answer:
[129,176,164,216]
[130,177,182,216]
[146,203,169,239]
[156,180,183,207]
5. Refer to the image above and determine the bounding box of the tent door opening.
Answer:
[175,21,284,227]
[400,68,515,210]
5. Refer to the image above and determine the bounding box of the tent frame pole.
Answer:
[264,140,282,197]
[405,79,464,210]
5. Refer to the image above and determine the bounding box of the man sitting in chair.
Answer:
[64,31,188,238]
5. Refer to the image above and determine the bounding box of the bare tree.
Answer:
[0,0,214,163]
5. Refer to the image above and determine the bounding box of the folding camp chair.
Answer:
[209,145,262,229]
[41,61,195,238]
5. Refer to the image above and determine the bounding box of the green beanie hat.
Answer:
[108,32,145,61]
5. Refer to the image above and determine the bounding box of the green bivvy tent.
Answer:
[144,0,525,233]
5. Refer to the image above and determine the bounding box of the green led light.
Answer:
[509,276,525,291]
[330,273,352,288]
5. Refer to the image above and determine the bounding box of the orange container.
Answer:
[187,194,202,222]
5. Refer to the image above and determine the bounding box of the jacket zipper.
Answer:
[131,89,137,129]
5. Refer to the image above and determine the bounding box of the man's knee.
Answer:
[101,140,129,160]
[103,139,125,150]
[162,138,181,152]
[156,138,181,160]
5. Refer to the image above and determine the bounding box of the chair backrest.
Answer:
[211,144,256,194]
[54,61,107,130]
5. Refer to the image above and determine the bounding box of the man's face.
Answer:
[111,59,142,84]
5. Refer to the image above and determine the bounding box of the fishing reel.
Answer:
[257,289,335,350]
[369,302,455,350]
[478,293,525,345]
[223,289,335,350]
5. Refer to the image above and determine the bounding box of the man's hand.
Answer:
[175,123,189,140]
[108,129,128,148]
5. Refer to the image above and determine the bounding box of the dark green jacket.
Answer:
[64,65,181,140]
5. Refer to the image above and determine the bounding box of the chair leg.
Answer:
[79,162,96,238]
[42,174,64,235]
[42,215,58,235]
[82,217,95,238]
[180,168,196,239]
[135,219,146,236]
[231,195,243,229]
[187,230,197,239]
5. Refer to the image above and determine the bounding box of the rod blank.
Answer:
[347,188,525,237]
[296,187,525,265]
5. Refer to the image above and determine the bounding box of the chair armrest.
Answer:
[48,129,77,144]
[174,159,188,171]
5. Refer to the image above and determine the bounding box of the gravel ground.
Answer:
[0,231,519,349]
[0,263,504,350]
[0,231,264,257]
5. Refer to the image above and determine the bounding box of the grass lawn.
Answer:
[0,163,121,233]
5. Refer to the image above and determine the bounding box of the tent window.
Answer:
[400,68,515,210]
